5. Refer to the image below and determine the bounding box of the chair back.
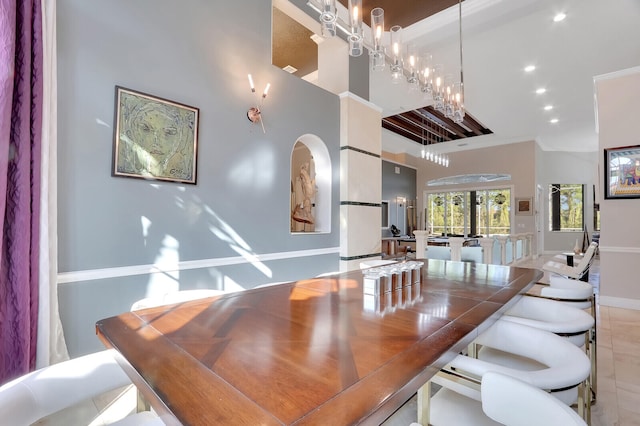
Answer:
[481,372,586,426]
[574,242,598,273]
[0,350,131,425]
[503,296,594,346]
[541,275,594,310]
[470,319,591,391]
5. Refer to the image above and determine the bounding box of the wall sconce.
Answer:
[247,74,270,133]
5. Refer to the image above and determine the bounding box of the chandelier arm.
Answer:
[306,0,374,50]
[459,0,464,89]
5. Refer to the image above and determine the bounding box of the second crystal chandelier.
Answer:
[312,0,465,124]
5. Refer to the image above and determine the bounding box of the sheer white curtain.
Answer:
[37,0,68,368]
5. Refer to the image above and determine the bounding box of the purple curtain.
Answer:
[0,0,43,384]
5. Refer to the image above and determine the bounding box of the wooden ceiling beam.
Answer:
[462,115,493,136]
[416,108,469,138]
[383,102,493,150]
[382,117,448,145]
[382,120,423,145]
[398,111,454,142]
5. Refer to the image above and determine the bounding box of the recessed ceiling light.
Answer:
[524,65,536,73]
[553,13,566,22]
[550,118,559,124]
[544,105,553,111]
[536,88,546,94]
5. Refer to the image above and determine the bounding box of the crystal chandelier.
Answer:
[308,0,466,124]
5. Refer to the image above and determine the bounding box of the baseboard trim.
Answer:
[599,295,640,311]
[58,247,340,284]
[598,246,640,254]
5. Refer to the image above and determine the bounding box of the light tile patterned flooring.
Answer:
[39,255,640,425]
[523,255,640,426]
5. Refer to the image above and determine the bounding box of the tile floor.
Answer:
[38,255,640,426]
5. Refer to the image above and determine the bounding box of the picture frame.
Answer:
[515,197,533,215]
[112,86,199,184]
[604,145,640,199]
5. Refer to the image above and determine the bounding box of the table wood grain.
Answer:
[96,259,542,425]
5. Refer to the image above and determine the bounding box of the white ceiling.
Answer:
[371,0,640,156]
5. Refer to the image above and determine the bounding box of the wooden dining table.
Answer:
[96,259,542,426]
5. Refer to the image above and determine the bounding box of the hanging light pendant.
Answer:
[319,0,337,37]
[389,25,403,82]
[306,0,467,128]
[370,7,386,71]
[348,0,363,56]
[420,53,433,94]
[454,0,466,123]
[406,44,419,86]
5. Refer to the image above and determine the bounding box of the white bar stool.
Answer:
[412,371,586,426]
[0,350,162,426]
[421,319,591,425]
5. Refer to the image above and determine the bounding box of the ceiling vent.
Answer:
[282,65,298,74]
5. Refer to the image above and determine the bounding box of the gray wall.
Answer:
[57,0,341,356]
[382,160,417,236]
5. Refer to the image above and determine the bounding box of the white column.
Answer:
[339,93,383,271]
[509,234,520,262]
[316,35,349,95]
[414,230,429,260]
[525,233,534,259]
[449,237,465,262]
[496,235,509,265]
[479,237,496,264]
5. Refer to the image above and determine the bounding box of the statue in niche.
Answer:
[292,161,316,228]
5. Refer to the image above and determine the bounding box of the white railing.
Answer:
[413,231,534,266]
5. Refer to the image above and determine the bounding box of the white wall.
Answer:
[384,139,601,255]
[595,67,640,309]
[536,150,598,253]
[392,140,537,246]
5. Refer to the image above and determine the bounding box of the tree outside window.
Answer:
[549,184,584,231]
[426,188,510,236]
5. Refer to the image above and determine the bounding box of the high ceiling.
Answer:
[370,0,640,155]
[277,0,640,156]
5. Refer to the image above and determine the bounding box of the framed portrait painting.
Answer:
[515,197,533,215]
[604,145,640,199]
[112,86,199,184]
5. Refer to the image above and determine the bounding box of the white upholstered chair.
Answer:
[481,371,586,426]
[537,274,598,403]
[416,371,586,426]
[426,319,591,425]
[541,275,595,310]
[0,349,161,426]
[501,295,594,348]
[542,242,598,280]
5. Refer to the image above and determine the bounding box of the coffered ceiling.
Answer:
[275,0,640,156]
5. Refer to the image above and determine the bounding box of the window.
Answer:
[549,184,584,231]
[426,188,511,236]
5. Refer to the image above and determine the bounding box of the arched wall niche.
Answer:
[290,134,331,234]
